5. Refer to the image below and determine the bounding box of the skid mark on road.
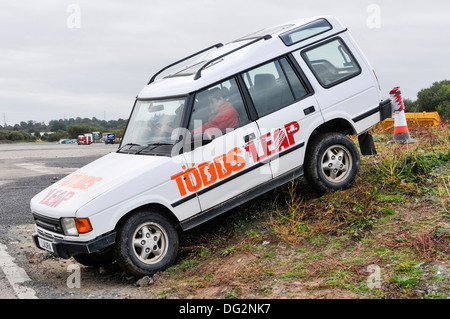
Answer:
[0,243,38,299]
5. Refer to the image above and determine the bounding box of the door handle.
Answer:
[244,133,256,143]
[303,105,315,115]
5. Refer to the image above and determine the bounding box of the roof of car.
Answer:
[138,15,346,99]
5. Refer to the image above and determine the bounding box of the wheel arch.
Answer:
[306,118,356,151]
[114,203,181,232]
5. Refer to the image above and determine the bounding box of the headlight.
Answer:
[61,218,93,236]
[61,218,79,236]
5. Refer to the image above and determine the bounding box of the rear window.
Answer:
[280,19,332,46]
[302,38,361,88]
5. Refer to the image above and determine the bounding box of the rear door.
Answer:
[241,56,324,178]
[297,35,380,132]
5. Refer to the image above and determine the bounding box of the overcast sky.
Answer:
[1,0,449,126]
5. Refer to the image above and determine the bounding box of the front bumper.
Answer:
[32,230,116,259]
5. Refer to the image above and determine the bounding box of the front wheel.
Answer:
[113,210,179,277]
[304,133,360,193]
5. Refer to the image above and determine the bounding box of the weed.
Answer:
[256,284,273,296]
[311,235,324,244]
[438,176,450,213]
[327,269,352,286]
[190,246,210,259]
[307,252,323,260]
[180,259,199,269]
[432,274,447,282]
[263,268,275,277]
[367,133,450,192]
[219,246,237,257]
[225,291,239,299]
[269,180,309,245]
[391,273,419,288]
[407,229,449,261]
[390,261,424,289]
[425,292,448,299]
[280,271,305,279]
[340,256,367,265]
[366,245,392,258]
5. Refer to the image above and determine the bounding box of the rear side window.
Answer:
[302,38,361,88]
[242,57,308,117]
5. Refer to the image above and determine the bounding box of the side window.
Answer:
[242,58,308,117]
[188,78,248,133]
[302,38,361,88]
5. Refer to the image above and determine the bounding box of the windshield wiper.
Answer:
[134,143,172,154]
[117,143,141,153]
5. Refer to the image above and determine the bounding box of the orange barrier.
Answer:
[376,111,441,131]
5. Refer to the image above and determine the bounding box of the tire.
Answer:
[304,133,360,193]
[113,210,179,277]
[73,249,114,267]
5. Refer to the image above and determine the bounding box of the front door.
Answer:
[175,77,272,212]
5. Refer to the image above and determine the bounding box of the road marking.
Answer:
[0,243,38,299]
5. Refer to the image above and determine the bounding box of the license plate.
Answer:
[38,237,54,253]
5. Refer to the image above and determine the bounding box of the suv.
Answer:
[31,16,392,277]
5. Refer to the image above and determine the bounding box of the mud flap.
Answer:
[358,131,377,155]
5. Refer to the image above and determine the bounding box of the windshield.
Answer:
[121,98,186,149]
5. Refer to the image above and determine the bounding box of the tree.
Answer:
[50,120,67,132]
[436,100,450,119]
[415,80,450,117]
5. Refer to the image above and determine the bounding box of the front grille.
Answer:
[33,213,64,235]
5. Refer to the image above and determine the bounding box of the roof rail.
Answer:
[194,34,272,80]
[148,43,224,84]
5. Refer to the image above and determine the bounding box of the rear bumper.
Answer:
[379,99,393,121]
[32,230,116,259]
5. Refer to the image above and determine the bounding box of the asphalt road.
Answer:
[0,142,117,299]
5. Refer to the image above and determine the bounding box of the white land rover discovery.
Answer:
[31,16,393,277]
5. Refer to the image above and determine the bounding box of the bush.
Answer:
[46,130,69,142]
[0,130,36,143]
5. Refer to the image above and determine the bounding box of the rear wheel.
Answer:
[113,209,179,277]
[304,133,360,193]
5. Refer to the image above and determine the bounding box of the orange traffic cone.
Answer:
[388,87,417,144]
